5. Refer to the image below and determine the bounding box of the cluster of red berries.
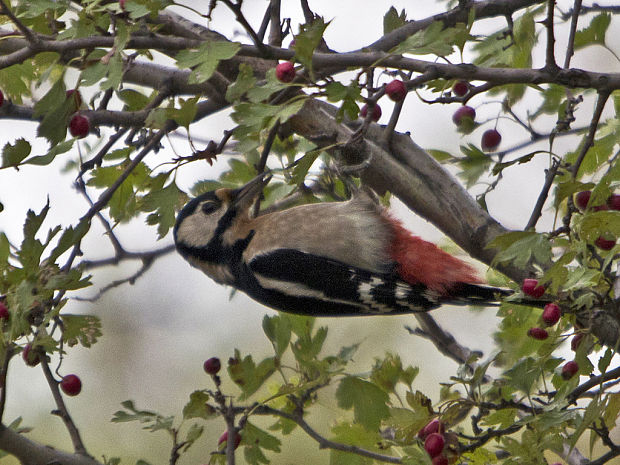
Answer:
[274,61,409,123]
[452,104,501,152]
[575,191,619,250]
[522,280,581,380]
[449,80,501,151]
[418,419,449,465]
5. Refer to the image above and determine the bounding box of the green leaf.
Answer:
[325,82,361,121]
[336,376,390,430]
[119,89,151,111]
[457,144,492,188]
[330,421,385,465]
[62,314,102,348]
[294,17,329,75]
[111,400,174,432]
[182,390,215,420]
[183,424,204,451]
[383,7,407,34]
[141,180,186,239]
[580,210,620,241]
[0,233,9,263]
[226,63,257,102]
[574,13,611,49]
[262,314,291,358]
[176,41,240,84]
[487,231,552,268]
[2,138,31,168]
[391,21,462,56]
[227,350,276,400]
[371,353,418,394]
[427,149,453,163]
[18,201,50,270]
[23,139,74,167]
[291,150,321,185]
[242,422,281,465]
[503,357,540,395]
[167,97,199,129]
[48,219,90,263]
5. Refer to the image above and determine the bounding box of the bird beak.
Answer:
[218,171,272,211]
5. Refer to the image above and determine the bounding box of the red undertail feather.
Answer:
[384,215,482,295]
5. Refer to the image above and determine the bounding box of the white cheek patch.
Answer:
[176,207,225,249]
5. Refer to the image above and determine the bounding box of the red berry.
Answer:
[203,357,221,375]
[60,374,82,396]
[385,79,407,102]
[571,333,584,351]
[593,204,609,212]
[595,236,616,250]
[522,279,545,298]
[0,89,4,107]
[419,419,444,439]
[481,129,501,152]
[575,191,592,210]
[275,62,296,83]
[432,455,449,465]
[120,0,126,10]
[528,327,549,340]
[452,105,476,126]
[0,302,8,321]
[607,194,620,211]
[69,114,90,138]
[360,104,382,122]
[22,344,40,367]
[452,80,469,97]
[424,433,445,458]
[542,303,561,326]
[66,89,82,111]
[218,430,241,450]
[561,361,579,380]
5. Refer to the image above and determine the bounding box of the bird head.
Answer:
[173,172,271,260]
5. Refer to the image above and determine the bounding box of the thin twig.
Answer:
[570,91,611,178]
[73,257,156,302]
[525,157,560,230]
[221,0,266,55]
[40,358,90,456]
[563,0,582,69]
[252,121,280,217]
[0,0,39,44]
[256,4,272,42]
[566,365,620,404]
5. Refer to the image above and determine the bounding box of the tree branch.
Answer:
[0,424,103,465]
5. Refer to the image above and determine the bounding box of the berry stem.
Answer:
[39,359,89,455]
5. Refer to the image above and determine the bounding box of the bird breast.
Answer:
[230,196,394,274]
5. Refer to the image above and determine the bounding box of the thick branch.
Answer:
[0,424,103,465]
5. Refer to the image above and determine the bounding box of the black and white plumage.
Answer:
[173,174,511,317]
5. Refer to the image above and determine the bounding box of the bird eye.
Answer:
[201,201,218,215]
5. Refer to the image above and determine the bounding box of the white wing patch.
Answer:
[254,274,369,311]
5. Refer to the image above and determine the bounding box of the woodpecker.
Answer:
[173,173,510,316]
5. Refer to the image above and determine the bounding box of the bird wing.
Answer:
[239,248,440,316]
